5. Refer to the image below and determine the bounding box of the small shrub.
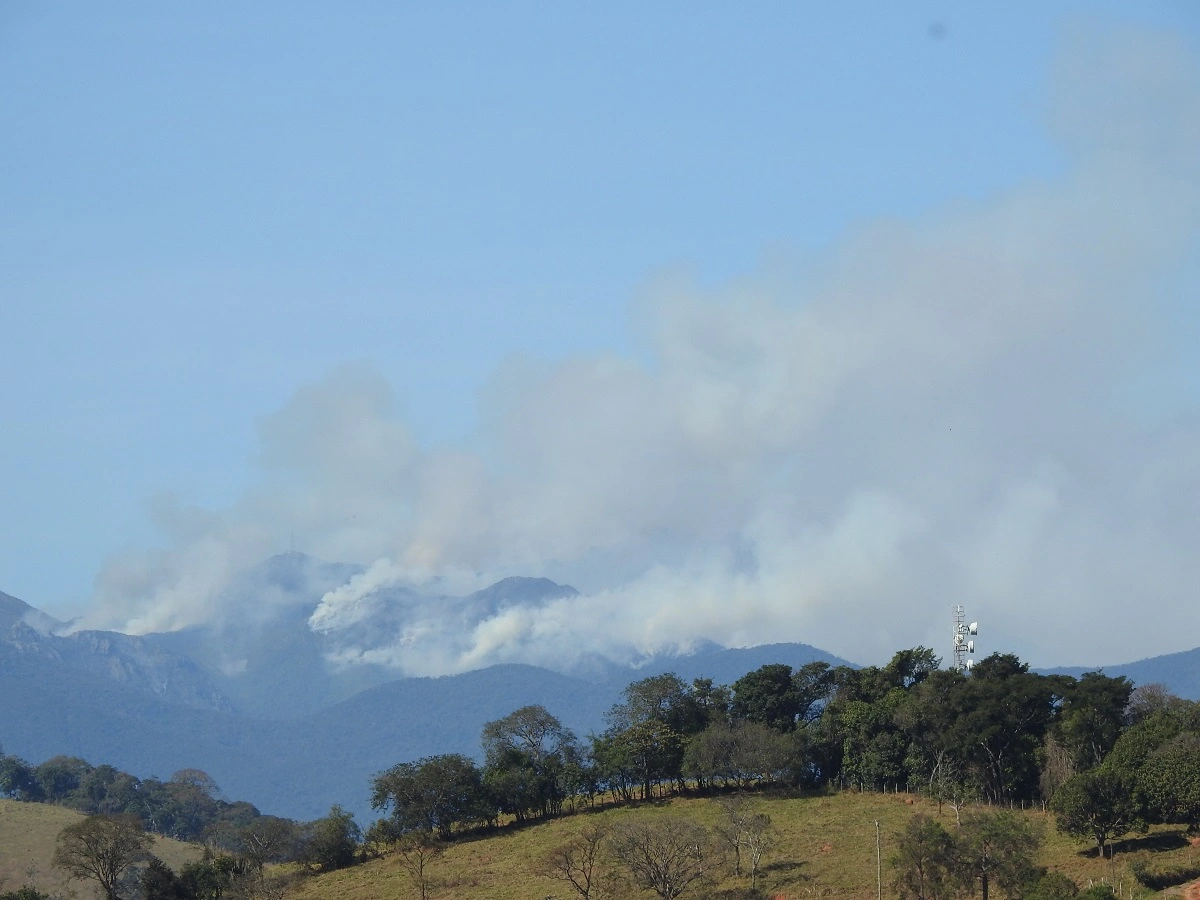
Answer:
[1024,871,1079,900]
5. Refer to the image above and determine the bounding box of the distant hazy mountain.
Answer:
[1038,646,1200,701]
[627,641,856,686]
[0,590,62,634]
[143,553,379,719]
[1,592,232,712]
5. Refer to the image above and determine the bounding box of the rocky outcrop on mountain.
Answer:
[1,612,233,713]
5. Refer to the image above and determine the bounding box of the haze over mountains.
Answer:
[3,552,1197,823]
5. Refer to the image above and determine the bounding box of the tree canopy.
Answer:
[53,813,153,900]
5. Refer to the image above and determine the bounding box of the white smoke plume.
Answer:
[85,22,1200,671]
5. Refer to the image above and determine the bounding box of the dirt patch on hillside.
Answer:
[1182,878,1200,900]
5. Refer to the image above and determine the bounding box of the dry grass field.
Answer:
[291,790,1200,900]
[2,791,1195,899]
[0,799,201,899]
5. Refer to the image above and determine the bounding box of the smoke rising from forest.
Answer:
[83,23,1200,672]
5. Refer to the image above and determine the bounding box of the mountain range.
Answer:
[2,552,1197,823]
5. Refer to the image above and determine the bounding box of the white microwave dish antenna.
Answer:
[952,605,979,673]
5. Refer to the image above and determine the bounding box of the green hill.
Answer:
[0,799,202,899]
[290,790,1195,900]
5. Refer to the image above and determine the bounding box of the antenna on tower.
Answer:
[952,605,979,673]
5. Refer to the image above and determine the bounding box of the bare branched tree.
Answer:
[609,816,710,900]
[1038,735,1077,803]
[395,831,443,900]
[539,822,608,899]
[716,798,773,888]
[742,812,773,889]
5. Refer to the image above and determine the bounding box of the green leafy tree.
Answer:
[178,851,250,900]
[35,756,92,802]
[1024,871,1079,900]
[1103,706,1200,828]
[152,771,222,841]
[615,719,687,801]
[970,653,1029,681]
[483,748,544,822]
[482,705,578,763]
[896,669,968,803]
[793,661,838,723]
[811,658,926,791]
[140,857,193,900]
[590,731,639,803]
[941,657,1061,803]
[891,814,955,900]
[732,664,804,731]
[0,754,42,801]
[1103,711,1183,775]
[481,705,580,819]
[608,673,707,738]
[1138,732,1200,830]
[689,677,733,727]
[683,721,792,790]
[837,694,909,791]
[53,813,153,900]
[169,769,221,799]
[1054,673,1133,773]
[67,763,123,813]
[949,811,1043,900]
[885,647,941,689]
[1051,769,1142,856]
[601,674,705,798]
[371,754,491,839]
[298,805,361,873]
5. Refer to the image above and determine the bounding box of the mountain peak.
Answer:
[0,591,63,635]
[468,576,579,607]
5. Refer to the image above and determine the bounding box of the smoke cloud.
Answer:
[85,23,1200,671]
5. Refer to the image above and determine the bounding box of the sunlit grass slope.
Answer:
[293,791,1200,900]
[0,798,202,899]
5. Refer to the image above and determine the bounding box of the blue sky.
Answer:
[2,3,1199,668]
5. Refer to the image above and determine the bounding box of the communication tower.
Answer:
[951,605,979,673]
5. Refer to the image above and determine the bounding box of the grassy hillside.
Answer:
[292,790,1200,900]
[0,799,201,899]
